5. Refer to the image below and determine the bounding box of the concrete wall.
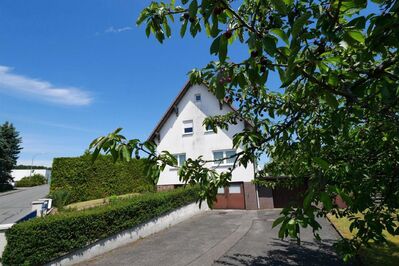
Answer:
[155,84,255,186]
[0,224,13,259]
[47,202,209,266]
[11,169,51,182]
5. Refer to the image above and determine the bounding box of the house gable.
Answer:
[150,82,254,186]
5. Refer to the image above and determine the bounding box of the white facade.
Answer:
[11,169,51,182]
[152,83,255,186]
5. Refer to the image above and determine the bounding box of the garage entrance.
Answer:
[214,182,245,209]
[272,185,306,208]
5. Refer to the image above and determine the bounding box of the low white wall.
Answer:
[0,224,14,260]
[48,202,209,266]
[11,169,51,182]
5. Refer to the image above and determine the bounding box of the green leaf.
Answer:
[219,34,228,62]
[327,74,338,87]
[270,28,289,45]
[303,191,314,209]
[292,13,310,38]
[270,0,288,14]
[313,157,329,170]
[325,92,339,108]
[180,20,188,37]
[347,30,365,44]
[320,192,333,211]
[215,82,225,100]
[210,35,221,55]
[273,216,286,228]
[189,0,198,18]
[263,36,277,55]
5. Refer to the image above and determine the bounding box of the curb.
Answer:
[0,189,21,197]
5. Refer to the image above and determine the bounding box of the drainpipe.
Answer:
[254,157,260,209]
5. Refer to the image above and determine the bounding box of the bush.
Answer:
[50,154,155,204]
[15,174,46,187]
[2,186,199,265]
[50,190,71,209]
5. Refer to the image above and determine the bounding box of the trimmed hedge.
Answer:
[50,154,155,204]
[15,174,46,187]
[2,186,199,265]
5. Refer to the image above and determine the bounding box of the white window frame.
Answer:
[183,120,193,135]
[173,153,186,167]
[212,149,236,166]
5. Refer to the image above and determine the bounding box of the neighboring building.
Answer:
[11,169,51,183]
[148,82,259,209]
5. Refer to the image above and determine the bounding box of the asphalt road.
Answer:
[79,210,348,266]
[0,184,49,224]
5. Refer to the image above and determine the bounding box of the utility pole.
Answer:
[30,153,42,176]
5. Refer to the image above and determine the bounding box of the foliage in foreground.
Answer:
[90,0,399,261]
[0,121,22,184]
[15,174,47,187]
[0,183,13,192]
[50,153,155,204]
[2,186,199,265]
[328,214,399,265]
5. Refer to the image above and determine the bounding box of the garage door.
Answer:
[272,185,306,208]
[214,182,245,209]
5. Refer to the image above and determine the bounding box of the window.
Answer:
[229,184,241,194]
[213,151,224,165]
[225,150,236,165]
[174,153,186,167]
[183,120,193,134]
[195,93,201,102]
[217,187,225,194]
[213,150,236,166]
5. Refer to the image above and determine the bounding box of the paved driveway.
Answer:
[0,184,49,224]
[79,210,347,266]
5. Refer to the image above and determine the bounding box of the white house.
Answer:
[148,82,261,209]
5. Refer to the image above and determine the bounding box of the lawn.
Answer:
[328,214,399,266]
[64,192,140,211]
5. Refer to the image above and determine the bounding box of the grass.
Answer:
[327,214,399,266]
[64,192,140,211]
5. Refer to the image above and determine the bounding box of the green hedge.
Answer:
[50,154,155,204]
[15,174,47,187]
[2,186,199,265]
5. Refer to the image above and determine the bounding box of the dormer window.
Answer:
[195,93,201,102]
[183,120,193,135]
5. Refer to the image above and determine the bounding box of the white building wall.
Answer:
[11,169,51,182]
[156,84,254,185]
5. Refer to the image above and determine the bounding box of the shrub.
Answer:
[50,154,155,204]
[50,190,71,209]
[15,174,46,187]
[2,186,199,266]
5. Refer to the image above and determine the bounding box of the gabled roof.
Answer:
[147,81,252,142]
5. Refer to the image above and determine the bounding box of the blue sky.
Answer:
[0,0,244,166]
[0,1,378,167]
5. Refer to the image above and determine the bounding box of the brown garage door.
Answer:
[214,182,245,209]
[272,185,306,208]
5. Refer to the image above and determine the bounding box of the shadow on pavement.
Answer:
[215,239,351,266]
